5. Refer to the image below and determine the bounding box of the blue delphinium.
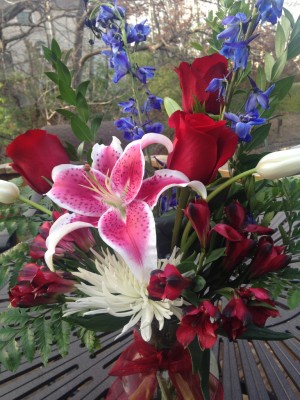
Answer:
[225,109,266,142]
[85,1,164,141]
[245,77,275,110]
[217,13,249,43]
[206,77,229,101]
[256,0,284,24]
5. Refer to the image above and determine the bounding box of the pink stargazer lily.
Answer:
[45,133,206,281]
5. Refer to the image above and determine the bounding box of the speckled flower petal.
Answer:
[47,164,109,216]
[99,200,157,281]
[136,169,207,208]
[45,213,97,271]
[91,137,123,175]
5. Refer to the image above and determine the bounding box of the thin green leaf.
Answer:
[51,38,62,59]
[90,114,103,138]
[33,318,52,366]
[64,313,130,332]
[283,7,294,27]
[271,50,287,81]
[264,53,275,82]
[239,324,293,340]
[56,108,76,120]
[204,247,226,266]
[76,80,90,96]
[0,339,21,372]
[76,92,90,122]
[56,59,72,86]
[190,42,203,51]
[287,32,300,59]
[70,115,93,142]
[58,80,76,105]
[188,339,210,400]
[275,23,286,57]
[44,71,59,84]
[21,326,35,362]
[287,284,300,309]
[164,97,182,116]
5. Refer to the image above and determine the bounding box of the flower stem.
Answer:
[206,168,257,203]
[171,187,190,251]
[18,195,52,216]
[156,372,169,400]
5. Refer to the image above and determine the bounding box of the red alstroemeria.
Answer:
[30,212,95,259]
[167,111,238,184]
[9,263,76,308]
[222,297,252,340]
[6,129,70,194]
[238,287,279,326]
[222,238,256,272]
[147,264,190,300]
[249,236,291,278]
[175,53,228,114]
[225,200,274,235]
[45,134,206,281]
[176,301,220,349]
[184,199,210,248]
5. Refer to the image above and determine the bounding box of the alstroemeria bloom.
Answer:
[45,133,206,280]
[256,148,300,179]
[222,297,252,340]
[64,249,183,342]
[176,301,220,349]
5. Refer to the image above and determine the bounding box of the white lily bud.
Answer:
[256,148,300,179]
[0,180,20,204]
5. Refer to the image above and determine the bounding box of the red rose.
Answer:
[6,129,70,194]
[167,111,238,184]
[175,53,228,114]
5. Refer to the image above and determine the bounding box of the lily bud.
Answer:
[0,180,20,204]
[256,148,300,179]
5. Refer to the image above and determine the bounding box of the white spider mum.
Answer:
[64,249,183,341]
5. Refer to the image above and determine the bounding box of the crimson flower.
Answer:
[9,263,76,308]
[184,199,210,248]
[238,287,279,326]
[147,264,190,300]
[176,301,220,349]
[175,53,228,114]
[222,297,252,340]
[249,236,291,278]
[6,129,70,194]
[167,111,238,184]
[30,212,95,259]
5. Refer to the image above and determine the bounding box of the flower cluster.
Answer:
[85,1,164,141]
[1,0,300,398]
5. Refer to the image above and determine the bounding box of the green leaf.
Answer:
[70,115,93,142]
[56,108,76,120]
[56,59,72,86]
[182,288,200,307]
[52,310,71,357]
[76,80,90,97]
[33,318,52,366]
[51,38,62,59]
[194,276,206,292]
[177,261,197,274]
[76,92,90,122]
[21,326,35,362]
[77,328,100,352]
[0,308,29,326]
[164,97,182,116]
[256,66,267,90]
[283,7,294,27]
[188,339,210,400]
[270,76,295,101]
[58,80,76,105]
[287,32,300,59]
[44,71,59,84]
[264,53,275,82]
[287,284,300,309]
[290,16,300,40]
[243,123,271,152]
[43,46,57,64]
[190,42,203,51]
[275,23,286,57]
[0,339,21,372]
[238,324,293,340]
[204,247,226,266]
[271,50,287,81]
[280,15,291,41]
[90,114,103,139]
[64,313,130,332]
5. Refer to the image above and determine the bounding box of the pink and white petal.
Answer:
[45,213,97,271]
[135,169,207,208]
[99,201,157,282]
[110,140,145,204]
[48,164,109,217]
[91,137,123,175]
[140,132,174,154]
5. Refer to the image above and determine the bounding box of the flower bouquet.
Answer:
[1,0,300,399]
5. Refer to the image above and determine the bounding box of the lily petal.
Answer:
[139,132,174,154]
[45,213,97,271]
[48,164,109,216]
[111,140,145,204]
[136,169,206,208]
[91,137,123,175]
[99,200,157,281]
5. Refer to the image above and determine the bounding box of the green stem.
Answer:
[206,168,257,203]
[181,231,197,254]
[170,188,190,251]
[180,220,192,249]
[197,248,206,273]
[156,372,169,400]
[18,195,52,216]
